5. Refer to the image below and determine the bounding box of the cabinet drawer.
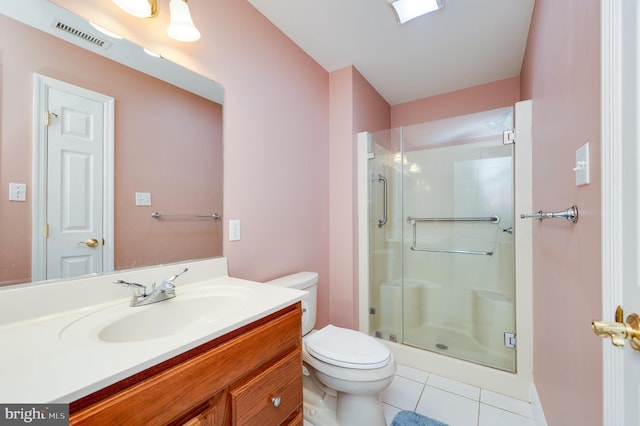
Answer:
[231,350,302,426]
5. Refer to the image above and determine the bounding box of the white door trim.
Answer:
[32,74,115,281]
[601,1,624,424]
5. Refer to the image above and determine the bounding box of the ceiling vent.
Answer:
[51,20,112,49]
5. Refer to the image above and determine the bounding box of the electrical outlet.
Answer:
[135,192,152,206]
[229,219,241,241]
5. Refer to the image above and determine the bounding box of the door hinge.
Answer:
[503,129,515,145]
[45,111,58,126]
[45,223,49,238]
[367,152,375,160]
[504,332,517,349]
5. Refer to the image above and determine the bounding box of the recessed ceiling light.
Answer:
[388,0,444,24]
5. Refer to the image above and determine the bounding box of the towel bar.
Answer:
[520,205,578,223]
[151,212,220,219]
[407,215,498,256]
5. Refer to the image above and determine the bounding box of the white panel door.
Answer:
[46,87,104,279]
[622,1,640,421]
[601,1,640,425]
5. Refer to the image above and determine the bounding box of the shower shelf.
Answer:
[407,215,500,256]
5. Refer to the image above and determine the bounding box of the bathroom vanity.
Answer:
[0,258,305,425]
[70,303,303,425]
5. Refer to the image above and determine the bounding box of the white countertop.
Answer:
[0,258,305,403]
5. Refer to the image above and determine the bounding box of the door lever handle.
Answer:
[592,306,640,350]
[77,238,99,248]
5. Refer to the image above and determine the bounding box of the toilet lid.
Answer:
[305,325,392,369]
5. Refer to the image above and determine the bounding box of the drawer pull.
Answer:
[271,396,281,408]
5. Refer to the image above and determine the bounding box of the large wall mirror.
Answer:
[0,1,224,287]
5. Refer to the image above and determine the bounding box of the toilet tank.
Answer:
[265,272,317,335]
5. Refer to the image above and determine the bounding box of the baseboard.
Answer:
[530,383,548,426]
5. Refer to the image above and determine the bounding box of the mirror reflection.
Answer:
[0,2,223,287]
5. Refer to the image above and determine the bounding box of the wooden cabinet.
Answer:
[69,303,302,426]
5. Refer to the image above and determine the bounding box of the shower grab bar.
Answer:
[520,205,578,223]
[407,215,500,225]
[151,212,220,219]
[376,175,388,228]
[410,246,494,256]
[408,215,497,256]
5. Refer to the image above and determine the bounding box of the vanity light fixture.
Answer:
[112,0,201,42]
[113,0,158,18]
[387,0,444,24]
[166,0,201,42]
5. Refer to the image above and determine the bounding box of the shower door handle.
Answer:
[377,175,387,228]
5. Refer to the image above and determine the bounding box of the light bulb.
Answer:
[167,0,201,42]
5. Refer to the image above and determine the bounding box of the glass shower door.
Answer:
[367,128,404,344]
[401,109,516,372]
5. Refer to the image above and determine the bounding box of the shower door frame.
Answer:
[357,100,533,401]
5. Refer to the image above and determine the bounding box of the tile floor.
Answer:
[381,364,537,426]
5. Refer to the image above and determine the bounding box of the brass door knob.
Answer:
[77,238,99,248]
[592,306,640,351]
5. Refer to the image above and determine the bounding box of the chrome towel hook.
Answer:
[520,205,578,223]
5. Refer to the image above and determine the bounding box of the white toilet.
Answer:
[266,272,396,426]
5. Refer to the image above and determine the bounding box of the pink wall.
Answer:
[0,14,222,285]
[22,5,605,422]
[328,66,391,328]
[520,0,602,424]
[51,0,332,324]
[391,77,521,126]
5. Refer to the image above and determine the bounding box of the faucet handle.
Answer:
[114,279,147,296]
[166,267,189,284]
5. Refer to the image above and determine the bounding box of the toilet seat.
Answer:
[305,325,392,369]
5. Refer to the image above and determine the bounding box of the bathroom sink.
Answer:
[60,285,254,343]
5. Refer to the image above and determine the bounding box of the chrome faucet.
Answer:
[114,267,189,307]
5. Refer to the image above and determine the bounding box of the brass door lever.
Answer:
[592,305,640,350]
[77,238,99,248]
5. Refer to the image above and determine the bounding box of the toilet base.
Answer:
[337,392,386,426]
[302,375,386,426]
[302,374,338,426]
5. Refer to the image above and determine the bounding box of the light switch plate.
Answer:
[135,192,152,206]
[9,183,27,201]
[229,219,241,241]
[575,143,590,186]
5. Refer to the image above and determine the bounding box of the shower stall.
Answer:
[357,102,533,394]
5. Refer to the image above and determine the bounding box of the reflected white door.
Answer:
[32,74,114,281]
[47,87,104,278]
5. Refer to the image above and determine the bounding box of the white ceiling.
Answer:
[247,0,535,105]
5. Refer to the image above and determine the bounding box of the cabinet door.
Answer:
[231,350,302,426]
